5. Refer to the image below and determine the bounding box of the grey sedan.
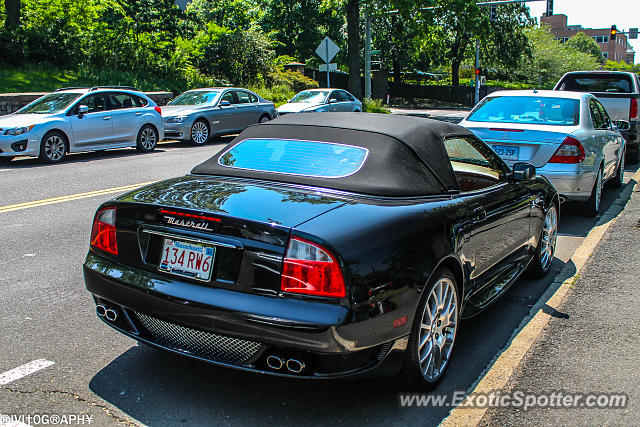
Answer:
[162,88,277,144]
[277,89,362,115]
[459,90,627,216]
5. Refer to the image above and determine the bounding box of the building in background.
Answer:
[541,14,635,64]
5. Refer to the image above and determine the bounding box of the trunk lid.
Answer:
[465,123,578,167]
[110,175,347,296]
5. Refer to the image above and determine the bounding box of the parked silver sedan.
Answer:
[162,88,276,144]
[277,89,362,115]
[459,90,627,216]
[0,86,163,163]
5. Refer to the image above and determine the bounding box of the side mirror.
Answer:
[78,105,88,118]
[512,162,536,181]
[615,120,631,131]
[219,100,232,107]
[328,98,338,104]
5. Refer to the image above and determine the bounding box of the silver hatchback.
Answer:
[459,90,627,216]
[162,88,277,144]
[0,86,164,163]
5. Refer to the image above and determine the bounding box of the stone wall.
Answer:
[0,91,173,116]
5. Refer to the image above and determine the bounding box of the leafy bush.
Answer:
[265,69,318,93]
[363,99,390,114]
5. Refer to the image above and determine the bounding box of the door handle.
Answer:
[135,112,143,116]
[102,116,111,120]
[473,207,487,221]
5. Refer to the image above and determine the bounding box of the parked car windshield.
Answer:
[290,91,331,104]
[558,74,633,93]
[169,90,220,106]
[218,138,368,178]
[17,93,82,114]
[467,96,580,126]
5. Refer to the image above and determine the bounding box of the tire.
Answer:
[612,150,625,188]
[190,119,209,145]
[39,131,68,163]
[529,203,558,278]
[398,268,459,391]
[583,167,603,217]
[136,125,158,153]
[258,114,270,124]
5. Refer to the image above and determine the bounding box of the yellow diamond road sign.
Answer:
[315,37,340,64]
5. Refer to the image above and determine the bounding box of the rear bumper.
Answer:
[536,167,596,202]
[83,252,406,378]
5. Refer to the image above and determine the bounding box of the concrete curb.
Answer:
[440,168,640,426]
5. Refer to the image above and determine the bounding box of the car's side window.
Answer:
[444,136,505,192]
[589,99,606,129]
[249,93,258,103]
[107,93,136,110]
[220,91,235,104]
[334,91,349,102]
[328,91,339,102]
[80,94,107,114]
[133,96,148,107]
[594,100,612,129]
[343,91,355,101]
[235,91,253,104]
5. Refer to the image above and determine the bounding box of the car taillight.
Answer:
[549,136,585,164]
[281,237,345,298]
[91,207,117,256]
[154,106,162,115]
[630,98,638,120]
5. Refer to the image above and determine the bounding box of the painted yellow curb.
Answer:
[441,168,640,427]
[0,181,157,214]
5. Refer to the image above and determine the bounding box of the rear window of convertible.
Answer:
[218,138,369,178]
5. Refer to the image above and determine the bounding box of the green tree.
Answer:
[566,32,603,63]
[261,0,343,64]
[514,25,601,87]
[186,0,266,30]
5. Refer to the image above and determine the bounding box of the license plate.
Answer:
[159,239,215,282]
[492,144,520,161]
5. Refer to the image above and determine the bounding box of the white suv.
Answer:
[0,86,165,163]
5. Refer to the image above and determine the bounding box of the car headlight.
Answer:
[5,125,34,135]
[166,116,187,124]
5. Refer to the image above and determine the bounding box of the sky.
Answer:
[527,0,640,63]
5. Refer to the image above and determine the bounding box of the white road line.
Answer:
[0,359,55,386]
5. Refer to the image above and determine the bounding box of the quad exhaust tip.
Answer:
[266,355,306,373]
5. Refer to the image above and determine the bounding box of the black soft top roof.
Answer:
[191,112,474,196]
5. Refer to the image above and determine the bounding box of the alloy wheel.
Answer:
[539,204,558,271]
[191,121,209,144]
[44,135,65,161]
[417,277,458,382]
[140,127,157,150]
[259,115,270,124]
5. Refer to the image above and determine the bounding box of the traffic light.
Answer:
[611,25,617,40]
[475,67,481,77]
[489,5,497,22]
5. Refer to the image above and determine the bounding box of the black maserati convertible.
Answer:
[84,113,559,389]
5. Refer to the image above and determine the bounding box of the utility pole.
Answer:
[365,13,372,99]
[474,40,480,105]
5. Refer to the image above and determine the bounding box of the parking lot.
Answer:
[1,136,637,426]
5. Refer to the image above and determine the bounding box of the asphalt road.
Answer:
[0,137,637,426]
